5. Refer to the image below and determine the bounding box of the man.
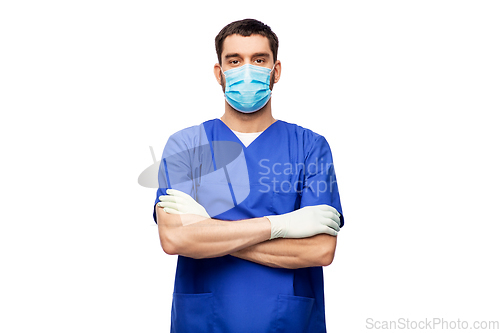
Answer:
[154,19,344,333]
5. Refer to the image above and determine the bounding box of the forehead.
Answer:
[222,34,272,57]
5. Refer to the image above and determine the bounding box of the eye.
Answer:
[230,60,239,65]
[255,59,264,64]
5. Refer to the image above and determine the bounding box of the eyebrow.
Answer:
[224,52,271,59]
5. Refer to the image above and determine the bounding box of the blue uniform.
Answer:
[154,119,343,333]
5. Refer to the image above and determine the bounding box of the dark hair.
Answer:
[215,19,279,65]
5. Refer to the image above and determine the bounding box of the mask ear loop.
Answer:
[219,65,227,93]
[269,63,276,84]
[269,63,277,91]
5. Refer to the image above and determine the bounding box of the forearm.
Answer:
[156,206,271,259]
[231,234,337,269]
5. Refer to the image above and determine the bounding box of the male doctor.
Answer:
[154,19,344,333]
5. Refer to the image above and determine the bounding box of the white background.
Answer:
[1,0,499,332]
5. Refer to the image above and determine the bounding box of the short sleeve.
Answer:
[152,134,195,224]
[299,136,344,227]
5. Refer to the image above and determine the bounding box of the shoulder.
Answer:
[277,120,324,139]
[276,120,328,150]
[163,119,217,155]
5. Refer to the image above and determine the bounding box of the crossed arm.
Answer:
[156,205,337,269]
[231,234,336,269]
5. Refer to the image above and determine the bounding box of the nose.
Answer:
[242,65,253,83]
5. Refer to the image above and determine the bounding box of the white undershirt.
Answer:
[231,129,263,147]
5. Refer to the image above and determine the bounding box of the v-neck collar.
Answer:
[216,118,281,149]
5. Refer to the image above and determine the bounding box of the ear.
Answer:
[272,60,282,84]
[214,63,223,85]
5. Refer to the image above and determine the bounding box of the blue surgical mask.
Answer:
[221,64,274,113]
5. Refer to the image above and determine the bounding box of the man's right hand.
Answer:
[266,205,341,239]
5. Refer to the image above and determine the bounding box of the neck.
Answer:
[220,100,276,133]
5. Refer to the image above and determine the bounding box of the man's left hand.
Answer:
[157,189,210,218]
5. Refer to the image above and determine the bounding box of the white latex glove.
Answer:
[266,205,341,239]
[157,189,210,218]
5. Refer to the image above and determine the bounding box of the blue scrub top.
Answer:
[154,119,343,333]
